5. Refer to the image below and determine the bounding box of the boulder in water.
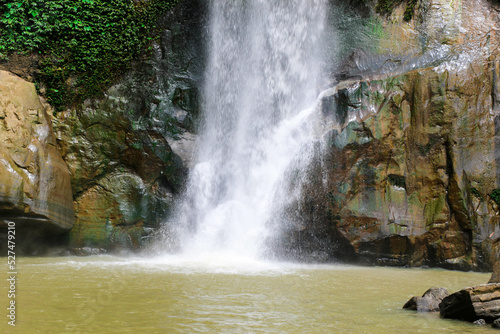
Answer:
[403,287,450,312]
[439,284,500,322]
[473,319,487,325]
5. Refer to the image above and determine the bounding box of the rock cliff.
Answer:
[0,70,74,251]
[0,0,205,253]
[54,0,206,251]
[3,0,500,268]
[280,0,500,269]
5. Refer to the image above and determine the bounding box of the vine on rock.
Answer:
[374,0,418,22]
[0,0,180,110]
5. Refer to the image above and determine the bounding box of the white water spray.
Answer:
[159,0,329,260]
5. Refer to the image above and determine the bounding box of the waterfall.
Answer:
[159,0,329,260]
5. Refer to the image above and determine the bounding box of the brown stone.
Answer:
[490,262,500,283]
[0,70,74,232]
[311,0,500,269]
[439,284,500,322]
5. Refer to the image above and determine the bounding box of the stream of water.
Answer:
[157,0,329,259]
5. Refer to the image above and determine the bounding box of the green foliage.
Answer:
[375,0,403,16]
[490,189,500,206]
[0,0,180,110]
[471,187,483,201]
[375,0,417,22]
[403,0,418,21]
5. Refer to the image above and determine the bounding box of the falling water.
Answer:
[160,0,329,260]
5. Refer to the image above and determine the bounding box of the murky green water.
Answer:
[0,256,494,333]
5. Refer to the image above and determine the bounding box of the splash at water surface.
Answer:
[156,0,329,260]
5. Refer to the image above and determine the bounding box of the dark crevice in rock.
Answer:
[388,174,406,189]
[358,235,411,266]
[444,136,473,254]
[0,221,70,256]
[495,115,500,188]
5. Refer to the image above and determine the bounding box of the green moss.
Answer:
[424,194,447,227]
[471,187,483,201]
[375,0,418,21]
[490,189,500,206]
[0,0,181,110]
[403,0,418,21]
[375,0,403,16]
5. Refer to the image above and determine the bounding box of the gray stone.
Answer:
[403,287,450,312]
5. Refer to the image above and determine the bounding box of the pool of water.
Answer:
[0,256,494,333]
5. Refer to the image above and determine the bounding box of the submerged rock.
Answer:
[439,284,500,322]
[403,287,450,312]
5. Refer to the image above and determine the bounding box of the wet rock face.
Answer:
[57,105,185,250]
[323,68,488,269]
[52,0,206,251]
[282,0,500,268]
[0,70,74,233]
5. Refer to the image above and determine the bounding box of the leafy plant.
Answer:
[471,187,483,201]
[403,0,418,21]
[0,0,180,110]
[490,189,500,206]
[375,0,403,16]
[375,0,417,22]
